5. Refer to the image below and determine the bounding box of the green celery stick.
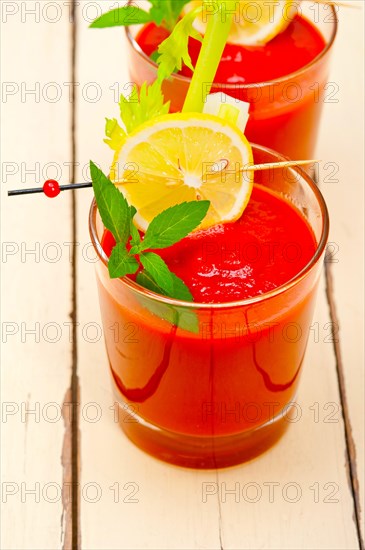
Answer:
[182,1,236,113]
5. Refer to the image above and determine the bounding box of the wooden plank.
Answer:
[76,213,219,550]
[74,1,361,548]
[1,5,74,549]
[216,277,359,549]
[75,4,220,548]
[316,3,364,544]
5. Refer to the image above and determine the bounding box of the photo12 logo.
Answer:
[201,480,340,504]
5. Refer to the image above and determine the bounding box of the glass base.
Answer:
[113,386,294,469]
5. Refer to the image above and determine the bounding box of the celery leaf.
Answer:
[157,8,203,82]
[119,80,170,133]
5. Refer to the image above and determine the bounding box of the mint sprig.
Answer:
[90,161,209,304]
[135,270,198,332]
[139,252,174,296]
[91,1,202,85]
[90,161,130,245]
[131,200,210,253]
[137,269,194,303]
[129,206,141,247]
[90,0,191,32]
[89,5,152,29]
[149,0,191,30]
[108,244,139,279]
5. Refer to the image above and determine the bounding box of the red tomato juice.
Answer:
[128,15,331,159]
[137,17,325,85]
[96,185,319,466]
[102,186,316,303]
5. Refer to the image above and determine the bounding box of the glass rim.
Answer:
[89,143,329,310]
[124,3,338,89]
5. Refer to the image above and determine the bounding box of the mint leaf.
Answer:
[104,118,125,152]
[91,166,209,308]
[129,206,141,248]
[90,161,130,246]
[140,252,174,295]
[149,0,191,30]
[177,309,199,333]
[136,271,198,333]
[89,1,191,31]
[120,81,170,134]
[90,6,151,28]
[136,200,210,251]
[136,270,163,295]
[157,8,203,82]
[137,265,193,303]
[170,272,193,302]
[108,243,139,279]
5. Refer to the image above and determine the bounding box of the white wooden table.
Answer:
[1,2,364,549]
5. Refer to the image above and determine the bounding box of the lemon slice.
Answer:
[184,0,298,46]
[112,113,253,232]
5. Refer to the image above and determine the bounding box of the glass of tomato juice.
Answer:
[124,0,337,160]
[89,143,329,469]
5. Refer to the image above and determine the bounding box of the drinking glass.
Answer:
[125,0,337,159]
[89,143,329,468]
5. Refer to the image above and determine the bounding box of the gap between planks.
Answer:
[61,0,81,549]
[325,262,364,550]
[60,6,363,550]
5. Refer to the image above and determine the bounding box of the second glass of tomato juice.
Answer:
[89,144,329,469]
[125,0,337,160]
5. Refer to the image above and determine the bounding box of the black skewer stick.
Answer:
[7,159,320,197]
[8,182,92,197]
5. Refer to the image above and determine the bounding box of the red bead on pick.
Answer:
[43,179,60,198]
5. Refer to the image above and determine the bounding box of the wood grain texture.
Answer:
[73,2,363,548]
[3,0,363,548]
[1,6,74,549]
[316,3,364,544]
[216,278,359,550]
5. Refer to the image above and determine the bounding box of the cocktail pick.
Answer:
[313,0,361,8]
[7,160,319,198]
[242,159,319,172]
[7,179,93,197]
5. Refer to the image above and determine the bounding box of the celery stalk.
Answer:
[182,1,235,113]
